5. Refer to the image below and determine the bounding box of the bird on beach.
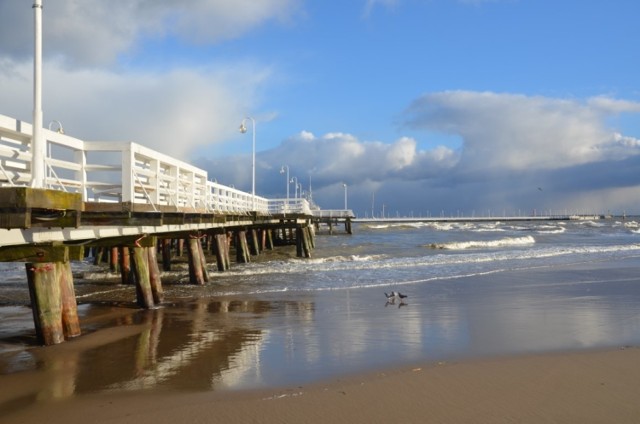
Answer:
[384,291,408,302]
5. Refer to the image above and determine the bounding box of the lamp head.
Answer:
[238,122,247,134]
[280,166,285,174]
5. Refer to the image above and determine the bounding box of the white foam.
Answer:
[428,235,536,250]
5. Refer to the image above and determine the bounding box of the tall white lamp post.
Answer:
[31,0,45,188]
[279,165,290,201]
[343,183,348,209]
[290,177,298,198]
[239,117,256,211]
[280,165,289,214]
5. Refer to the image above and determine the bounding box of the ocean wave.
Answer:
[427,235,536,250]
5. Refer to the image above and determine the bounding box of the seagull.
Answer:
[384,291,408,302]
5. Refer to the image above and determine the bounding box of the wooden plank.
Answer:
[0,187,82,210]
[0,244,70,263]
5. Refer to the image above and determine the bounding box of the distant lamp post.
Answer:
[238,117,256,210]
[290,176,298,198]
[280,165,290,201]
[343,183,348,210]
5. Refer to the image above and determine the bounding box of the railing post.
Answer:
[122,144,134,204]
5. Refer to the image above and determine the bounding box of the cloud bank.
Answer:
[197,91,640,216]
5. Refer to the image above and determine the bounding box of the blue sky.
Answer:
[1,0,640,216]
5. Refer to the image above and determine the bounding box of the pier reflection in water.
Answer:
[0,297,315,409]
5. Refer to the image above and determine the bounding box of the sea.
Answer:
[1,218,640,400]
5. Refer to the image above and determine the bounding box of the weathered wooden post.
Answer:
[186,236,205,285]
[119,246,134,285]
[266,228,274,250]
[161,238,172,271]
[235,230,251,264]
[26,263,64,345]
[57,261,81,339]
[214,233,229,271]
[302,226,312,258]
[132,247,154,308]
[109,247,119,273]
[249,228,260,256]
[147,239,164,304]
[295,227,304,258]
[197,236,210,283]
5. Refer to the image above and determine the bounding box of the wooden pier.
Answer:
[0,114,320,346]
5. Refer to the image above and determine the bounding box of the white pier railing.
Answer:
[0,114,310,215]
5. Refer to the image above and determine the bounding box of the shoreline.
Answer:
[4,345,640,423]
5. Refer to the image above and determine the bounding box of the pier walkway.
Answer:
[0,113,327,345]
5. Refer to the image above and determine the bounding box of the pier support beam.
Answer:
[119,246,134,285]
[296,226,312,258]
[186,236,206,285]
[235,230,251,264]
[214,233,230,271]
[132,247,155,308]
[25,250,82,345]
[161,239,172,271]
[147,240,164,304]
[57,261,81,339]
[26,263,64,345]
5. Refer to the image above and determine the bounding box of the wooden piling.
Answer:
[197,236,210,283]
[132,247,154,308]
[57,261,81,339]
[120,246,134,285]
[109,247,119,273]
[296,227,304,257]
[249,229,260,256]
[266,229,274,250]
[147,242,164,304]
[26,263,64,345]
[302,226,312,258]
[214,234,228,271]
[161,238,172,271]
[235,230,251,264]
[186,237,205,285]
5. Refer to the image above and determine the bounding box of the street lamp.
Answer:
[343,183,348,210]
[31,0,45,188]
[238,117,256,210]
[279,165,290,201]
[290,177,298,198]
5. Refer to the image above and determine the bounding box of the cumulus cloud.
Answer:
[403,91,640,173]
[0,0,301,67]
[194,130,458,197]
[0,59,270,159]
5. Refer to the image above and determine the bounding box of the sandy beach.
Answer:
[2,346,639,423]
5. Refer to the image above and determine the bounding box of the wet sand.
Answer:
[4,346,640,423]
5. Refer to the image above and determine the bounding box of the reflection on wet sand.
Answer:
[0,298,315,413]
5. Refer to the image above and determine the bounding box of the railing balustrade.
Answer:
[0,114,301,216]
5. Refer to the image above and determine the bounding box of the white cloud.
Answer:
[0,59,270,159]
[0,0,301,67]
[403,91,640,172]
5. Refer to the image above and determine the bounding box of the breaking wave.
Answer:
[427,235,536,250]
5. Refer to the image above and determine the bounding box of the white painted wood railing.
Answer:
[0,114,310,215]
